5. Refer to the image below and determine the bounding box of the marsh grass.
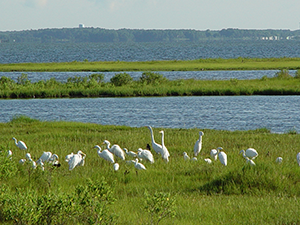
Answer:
[1,57,300,72]
[1,71,300,99]
[0,116,300,224]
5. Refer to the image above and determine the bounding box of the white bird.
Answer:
[31,161,37,169]
[240,152,256,166]
[93,145,115,163]
[134,158,146,170]
[210,149,218,161]
[276,157,283,164]
[217,147,227,166]
[49,154,61,167]
[19,159,26,164]
[25,152,32,161]
[183,152,190,161]
[239,148,258,160]
[12,137,27,150]
[103,140,126,160]
[194,131,204,157]
[113,163,120,171]
[137,148,154,164]
[7,150,12,159]
[65,153,74,162]
[297,152,300,166]
[124,148,137,158]
[68,150,86,171]
[191,157,198,161]
[145,125,164,155]
[159,130,170,162]
[38,151,52,163]
[204,158,212,164]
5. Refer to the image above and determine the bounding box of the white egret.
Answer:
[217,147,227,166]
[12,137,27,150]
[49,154,61,167]
[7,150,12,159]
[19,159,26,164]
[210,149,218,161]
[194,131,204,157]
[25,153,32,161]
[183,152,190,161]
[159,130,170,162]
[93,145,115,163]
[65,153,74,162]
[204,158,212,164]
[68,150,86,171]
[191,157,198,161]
[137,148,154,164]
[134,158,146,170]
[276,157,283,164]
[124,148,137,158]
[297,152,300,166]
[145,125,163,155]
[103,140,126,160]
[31,161,37,169]
[113,163,120,171]
[239,148,258,160]
[38,151,52,163]
[239,150,256,166]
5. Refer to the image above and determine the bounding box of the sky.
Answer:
[0,0,299,32]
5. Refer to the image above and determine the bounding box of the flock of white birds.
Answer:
[7,126,300,173]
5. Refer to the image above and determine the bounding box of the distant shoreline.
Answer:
[0,57,300,72]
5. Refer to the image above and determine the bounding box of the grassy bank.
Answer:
[1,70,300,98]
[0,116,300,224]
[1,57,300,72]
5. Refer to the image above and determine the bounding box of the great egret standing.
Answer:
[159,130,170,162]
[210,149,218,161]
[239,148,258,160]
[137,148,154,164]
[145,126,163,155]
[134,158,146,171]
[103,140,126,160]
[194,131,204,157]
[7,150,12,159]
[93,145,115,163]
[68,150,86,171]
[38,151,52,163]
[12,137,27,150]
[217,147,227,166]
[183,152,190,161]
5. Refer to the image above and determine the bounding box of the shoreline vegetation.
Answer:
[0,67,300,99]
[1,57,300,72]
[0,116,300,224]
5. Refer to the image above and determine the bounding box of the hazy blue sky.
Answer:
[1,0,299,31]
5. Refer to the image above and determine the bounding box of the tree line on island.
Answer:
[1,27,300,43]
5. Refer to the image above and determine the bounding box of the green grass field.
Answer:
[1,57,300,72]
[0,116,300,224]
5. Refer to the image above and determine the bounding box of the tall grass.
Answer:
[1,71,300,99]
[0,117,300,224]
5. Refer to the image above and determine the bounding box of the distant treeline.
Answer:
[1,28,300,43]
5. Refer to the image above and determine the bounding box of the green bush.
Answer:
[274,69,293,79]
[110,73,133,86]
[139,72,167,85]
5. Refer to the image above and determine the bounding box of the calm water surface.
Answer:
[1,96,299,133]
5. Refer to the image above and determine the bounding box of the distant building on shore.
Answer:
[79,24,85,28]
